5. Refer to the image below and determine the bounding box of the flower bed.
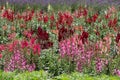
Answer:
[0,4,120,78]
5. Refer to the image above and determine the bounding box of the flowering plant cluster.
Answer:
[0,38,40,72]
[0,5,120,77]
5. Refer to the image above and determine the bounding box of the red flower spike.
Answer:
[21,40,28,48]
[37,27,49,40]
[80,31,89,44]
[33,44,41,55]
[43,15,49,23]
[0,54,2,58]
[116,33,120,43]
[108,18,118,27]
[0,45,5,51]
[92,13,98,22]
[83,8,88,17]
[50,14,55,21]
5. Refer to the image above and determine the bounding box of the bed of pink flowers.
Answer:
[0,5,120,76]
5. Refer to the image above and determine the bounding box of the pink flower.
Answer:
[59,40,67,57]
[114,69,120,76]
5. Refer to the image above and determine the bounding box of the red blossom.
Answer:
[30,38,36,45]
[21,40,28,48]
[116,33,120,43]
[0,54,2,58]
[0,45,5,51]
[86,18,92,24]
[108,18,118,27]
[50,14,55,21]
[43,15,49,23]
[92,13,98,22]
[80,31,89,44]
[58,12,73,26]
[8,40,19,52]
[22,10,34,22]
[2,10,14,21]
[58,27,74,41]
[37,27,49,40]
[41,41,53,49]
[105,13,111,19]
[32,44,41,55]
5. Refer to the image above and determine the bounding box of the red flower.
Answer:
[0,54,2,58]
[8,40,19,52]
[42,41,53,49]
[30,38,36,44]
[58,12,73,26]
[116,33,120,43]
[105,13,111,19]
[2,10,14,21]
[21,40,28,48]
[32,44,41,55]
[86,18,92,24]
[64,12,73,26]
[83,8,88,17]
[37,26,53,49]
[80,31,89,44]
[92,13,98,22]
[37,27,49,40]
[0,45,5,51]
[58,27,74,41]
[22,10,34,22]
[108,18,117,27]
[43,15,49,23]
[50,14,55,21]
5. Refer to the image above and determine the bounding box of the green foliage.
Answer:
[37,49,71,76]
[0,71,119,80]
[15,70,49,80]
[53,72,120,80]
[0,71,16,80]
[0,70,49,80]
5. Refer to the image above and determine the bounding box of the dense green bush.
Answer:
[37,49,72,76]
